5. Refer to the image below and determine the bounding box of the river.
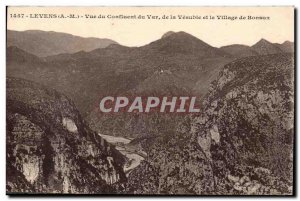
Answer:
[99,134,145,176]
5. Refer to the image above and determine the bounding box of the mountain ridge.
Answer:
[221,39,293,58]
[251,38,284,55]
[7,30,118,57]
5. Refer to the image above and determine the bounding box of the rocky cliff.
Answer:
[126,53,294,195]
[191,53,294,195]
[6,77,126,194]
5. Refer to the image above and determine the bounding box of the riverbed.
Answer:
[99,134,145,175]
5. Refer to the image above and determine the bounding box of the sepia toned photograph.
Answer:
[6,6,294,195]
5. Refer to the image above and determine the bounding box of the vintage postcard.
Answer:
[6,6,294,195]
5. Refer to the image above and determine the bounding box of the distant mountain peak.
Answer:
[7,30,118,57]
[161,31,199,40]
[255,38,272,45]
[139,31,231,58]
[252,38,283,55]
[276,40,294,53]
[161,31,176,38]
[260,38,268,42]
[282,40,293,45]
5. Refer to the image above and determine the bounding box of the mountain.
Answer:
[161,31,176,38]
[7,30,118,57]
[7,77,126,193]
[7,31,234,114]
[144,31,229,57]
[251,39,283,55]
[132,69,190,95]
[275,41,294,53]
[7,46,42,63]
[6,29,294,195]
[221,40,294,58]
[220,44,259,58]
[190,53,294,194]
[126,53,294,195]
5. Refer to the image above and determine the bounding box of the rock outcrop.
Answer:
[191,53,294,195]
[6,77,126,194]
[126,53,294,195]
[125,131,215,195]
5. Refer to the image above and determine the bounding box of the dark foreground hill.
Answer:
[126,53,294,195]
[7,30,118,57]
[6,77,126,194]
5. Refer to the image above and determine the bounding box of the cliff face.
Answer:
[191,53,294,195]
[6,77,126,194]
[126,53,294,195]
[125,131,215,195]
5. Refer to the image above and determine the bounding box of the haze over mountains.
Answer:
[8,30,294,58]
[6,30,294,137]
[7,31,232,111]
[7,30,294,111]
[221,38,294,58]
[7,30,118,57]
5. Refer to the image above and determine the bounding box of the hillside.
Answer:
[6,28,295,195]
[144,31,229,57]
[221,40,294,58]
[6,77,126,193]
[191,53,294,194]
[7,46,42,63]
[275,41,294,53]
[251,39,283,55]
[7,30,118,57]
[126,53,294,195]
[220,44,259,58]
[7,31,234,138]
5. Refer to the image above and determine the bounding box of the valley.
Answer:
[6,29,294,195]
[99,134,146,176]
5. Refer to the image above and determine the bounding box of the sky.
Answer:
[7,6,294,47]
